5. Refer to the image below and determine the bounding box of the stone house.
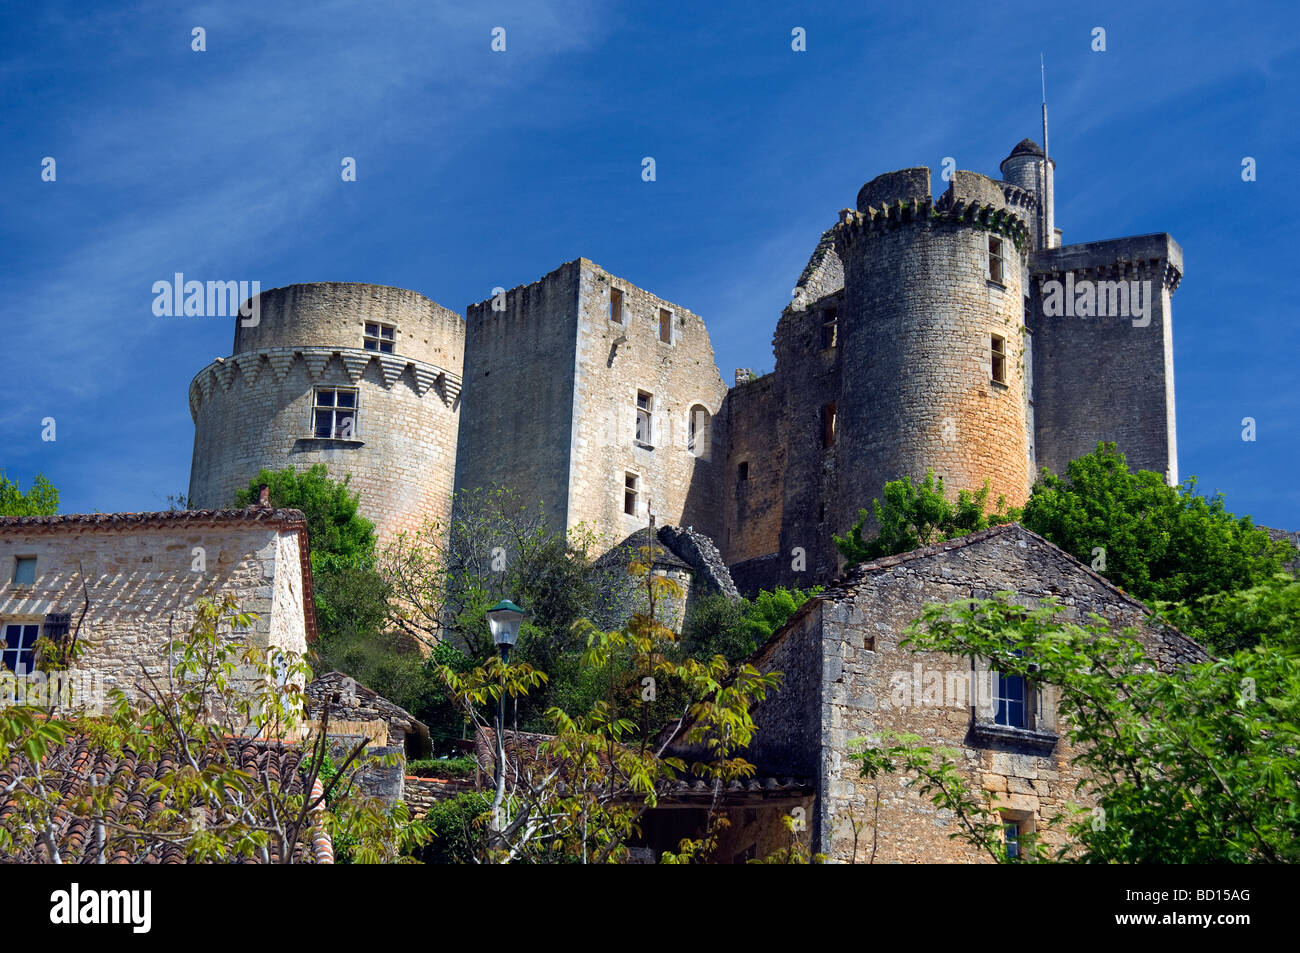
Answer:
[0,504,316,716]
[653,523,1206,863]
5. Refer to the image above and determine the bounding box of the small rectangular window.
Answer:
[314,387,359,439]
[1,623,40,675]
[623,472,639,515]
[737,461,749,482]
[12,557,36,586]
[364,322,396,353]
[610,288,624,324]
[994,666,1026,728]
[635,391,653,447]
[991,334,1007,385]
[659,308,673,344]
[1003,820,1021,860]
[822,403,837,449]
[988,236,1006,285]
[821,308,838,349]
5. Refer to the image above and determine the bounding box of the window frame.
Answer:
[988,235,1006,286]
[990,333,1007,386]
[821,308,839,349]
[635,390,654,448]
[11,556,36,586]
[363,322,396,354]
[312,386,360,440]
[658,308,673,344]
[610,287,624,324]
[1,621,41,676]
[623,471,640,516]
[822,403,838,449]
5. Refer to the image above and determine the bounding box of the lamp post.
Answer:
[486,599,527,820]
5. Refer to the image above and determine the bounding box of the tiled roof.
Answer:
[0,735,317,864]
[0,505,307,531]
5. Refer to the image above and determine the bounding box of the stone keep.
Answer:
[187,283,465,544]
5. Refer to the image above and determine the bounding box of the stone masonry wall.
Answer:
[455,261,581,536]
[189,351,460,546]
[816,527,1201,863]
[719,373,784,567]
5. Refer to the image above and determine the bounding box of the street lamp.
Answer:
[486,599,527,662]
[486,599,528,814]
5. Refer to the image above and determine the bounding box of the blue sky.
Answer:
[2,0,1297,529]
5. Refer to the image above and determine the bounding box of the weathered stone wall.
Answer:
[189,283,464,546]
[1029,234,1182,484]
[455,261,581,536]
[772,291,845,589]
[0,516,310,714]
[568,260,729,545]
[719,373,784,567]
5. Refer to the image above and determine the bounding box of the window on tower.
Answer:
[364,322,396,353]
[635,391,654,447]
[990,334,1007,385]
[623,472,640,516]
[821,308,838,349]
[988,236,1006,285]
[313,387,359,439]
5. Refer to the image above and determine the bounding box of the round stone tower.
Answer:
[999,138,1055,249]
[187,283,465,544]
[833,166,1034,524]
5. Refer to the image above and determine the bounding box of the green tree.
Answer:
[0,472,59,516]
[856,591,1300,863]
[434,551,784,863]
[835,470,1017,566]
[233,465,400,693]
[682,586,822,664]
[1020,443,1291,650]
[234,465,376,574]
[0,595,430,863]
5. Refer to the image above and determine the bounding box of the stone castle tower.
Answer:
[187,283,464,543]
[185,137,1182,593]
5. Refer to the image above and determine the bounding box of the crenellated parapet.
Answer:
[1032,233,1184,293]
[188,346,462,421]
[836,194,1032,254]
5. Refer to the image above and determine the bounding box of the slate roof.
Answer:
[1006,137,1045,159]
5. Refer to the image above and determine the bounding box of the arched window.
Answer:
[687,405,711,460]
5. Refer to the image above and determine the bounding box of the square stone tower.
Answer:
[454,259,729,547]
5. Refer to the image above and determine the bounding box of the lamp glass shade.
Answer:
[486,599,527,648]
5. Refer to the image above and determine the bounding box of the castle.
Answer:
[186,138,1182,593]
